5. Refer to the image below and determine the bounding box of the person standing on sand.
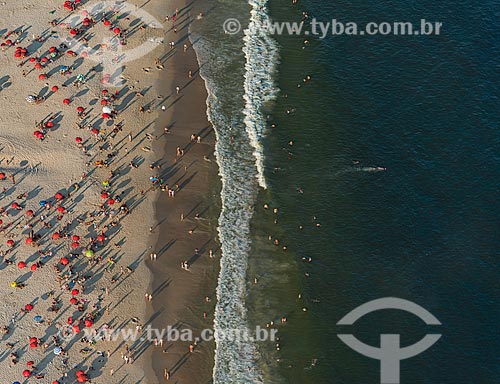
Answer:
[164,368,170,380]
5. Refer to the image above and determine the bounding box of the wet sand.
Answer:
[144,1,220,383]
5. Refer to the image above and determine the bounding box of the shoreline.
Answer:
[145,2,220,383]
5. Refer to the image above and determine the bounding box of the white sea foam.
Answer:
[242,0,279,190]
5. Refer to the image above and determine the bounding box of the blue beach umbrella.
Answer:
[34,315,42,323]
[53,346,62,355]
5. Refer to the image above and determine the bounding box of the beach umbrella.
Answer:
[77,375,88,382]
[35,63,43,69]
[101,89,109,95]
[72,235,80,241]
[101,113,111,119]
[63,98,71,105]
[102,180,109,187]
[77,106,85,113]
[45,121,54,128]
[7,239,15,247]
[10,282,17,288]
[71,289,79,296]
[67,50,75,56]
[75,137,83,143]
[76,370,85,377]
[67,317,73,324]
[29,337,37,343]
[82,18,91,27]
[26,209,34,216]
[84,319,93,327]
[103,19,111,26]
[34,131,44,139]
[52,232,61,240]
[81,51,88,58]
[71,242,80,248]
[41,57,48,63]
[29,341,38,348]
[34,315,42,323]
[51,85,59,92]
[102,106,112,114]
[11,202,20,209]
[5,39,13,45]
[107,198,115,205]
[29,57,37,62]
[60,257,69,265]
[25,237,33,245]
[100,99,108,105]
[25,304,34,311]
[85,249,94,258]
[23,370,31,377]
[57,206,66,213]
[101,192,109,199]
[0,172,5,179]
[70,29,78,36]
[17,261,26,269]
[49,46,57,53]
[72,324,81,333]
[55,192,64,199]
[38,74,47,80]
[26,361,34,366]
[53,346,62,355]
[113,27,121,34]
[53,381,60,384]
[97,234,105,242]
[30,264,37,271]
[0,219,3,225]
[91,128,100,135]
[70,297,78,305]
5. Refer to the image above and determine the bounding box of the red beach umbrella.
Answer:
[41,57,49,63]
[84,319,93,327]
[55,192,64,199]
[63,98,71,105]
[70,29,78,36]
[26,361,34,366]
[11,202,20,209]
[39,74,47,80]
[72,324,81,333]
[71,289,79,295]
[6,239,15,247]
[67,50,75,56]
[70,297,78,305]
[103,19,111,26]
[45,121,54,128]
[26,237,33,245]
[76,370,85,377]
[57,206,66,213]
[34,63,43,69]
[52,85,59,92]
[23,369,31,377]
[17,261,26,269]
[101,192,109,199]
[30,264,37,271]
[72,235,80,241]
[97,234,105,242]
[60,257,69,265]
[52,232,61,240]
[91,128,100,135]
[67,317,73,324]
[29,342,38,348]
[101,89,108,95]
[29,337,38,343]
[100,99,108,105]
[107,198,115,205]
[5,39,12,45]
[49,46,57,53]
[101,113,111,119]
[25,303,34,311]
[26,209,34,216]
[75,137,83,143]
[113,27,121,34]
[29,57,37,63]
[71,242,80,248]
[77,106,85,113]
[0,172,5,180]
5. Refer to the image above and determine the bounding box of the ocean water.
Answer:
[193,0,499,383]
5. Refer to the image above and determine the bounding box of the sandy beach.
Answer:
[0,0,217,383]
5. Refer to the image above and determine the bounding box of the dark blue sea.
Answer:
[192,0,500,383]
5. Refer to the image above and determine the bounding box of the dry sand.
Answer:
[0,0,217,383]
